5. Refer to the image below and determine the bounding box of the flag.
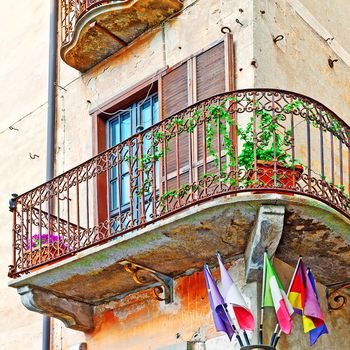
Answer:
[263,253,293,334]
[217,253,255,331]
[301,262,324,333]
[287,260,325,334]
[308,270,328,346]
[288,260,306,315]
[203,264,234,340]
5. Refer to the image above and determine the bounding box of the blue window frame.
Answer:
[108,93,159,217]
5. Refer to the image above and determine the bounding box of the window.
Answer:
[108,93,159,217]
[92,33,234,233]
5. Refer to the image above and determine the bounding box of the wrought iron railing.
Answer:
[61,0,109,45]
[9,89,350,277]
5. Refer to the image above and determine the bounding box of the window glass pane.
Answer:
[143,135,152,157]
[121,174,130,206]
[110,180,118,211]
[153,95,159,123]
[111,165,117,180]
[110,119,120,146]
[121,147,129,174]
[110,152,118,179]
[121,112,131,141]
[109,93,158,219]
[141,99,152,129]
[121,160,129,175]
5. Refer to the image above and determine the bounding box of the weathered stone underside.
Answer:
[18,286,94,332]
[9,194,350,331]
[61,0,183,72]
[277,207,350,284]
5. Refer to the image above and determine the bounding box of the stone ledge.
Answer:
[18,286,94,332]
[61,0,184,71]
[8,194,350,332]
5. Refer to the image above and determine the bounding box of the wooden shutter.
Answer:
[195,42,227,174]
[161,62,188,117]
[196,41,226,101]
[159,38,233,208]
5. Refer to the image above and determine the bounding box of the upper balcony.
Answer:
[8,89,350,331]
[60,0,184,71]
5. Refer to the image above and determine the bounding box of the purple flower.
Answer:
[25,233,66,250]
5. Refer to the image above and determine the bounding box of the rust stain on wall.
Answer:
[89,270,216,349]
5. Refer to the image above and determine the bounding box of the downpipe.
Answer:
[44,0,58,349]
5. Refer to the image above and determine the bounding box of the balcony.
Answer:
[60,0,184,71]
[8,89,350,331]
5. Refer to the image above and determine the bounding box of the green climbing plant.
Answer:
[127,95,348,209]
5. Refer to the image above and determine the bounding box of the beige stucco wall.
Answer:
[253,0,350,121]
[0,1,49,348]
[300,0,350,53]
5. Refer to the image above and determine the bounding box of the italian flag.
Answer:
[263,253,294,334]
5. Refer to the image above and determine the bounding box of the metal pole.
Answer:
[43,0,58,348]
[222,304,244,347]
[272,257,302,347]
[47,0,58,180]
[259,252,267,345]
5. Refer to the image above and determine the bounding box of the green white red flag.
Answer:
[263,253,294,335]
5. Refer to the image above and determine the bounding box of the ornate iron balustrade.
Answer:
[61,0,108,45]
[60,0,184,71]
[8,89,350,278]
[61,0,184,45]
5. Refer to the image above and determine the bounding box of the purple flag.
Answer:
[301,262,324,331]
[203,264,234,340]
[308,270,328,346]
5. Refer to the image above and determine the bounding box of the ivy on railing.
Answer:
[129,96,350,207]
[9,89,350,278]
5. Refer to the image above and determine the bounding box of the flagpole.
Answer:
[223,303,244,347]
[269,324,279,347]
[259,251,267,345]
[216,252,251,347]
[242,331,250,346]
[272,256,302,347]
[205,264,245,347]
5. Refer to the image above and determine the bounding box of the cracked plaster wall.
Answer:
[58,258,350,350]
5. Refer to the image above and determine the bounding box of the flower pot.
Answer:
[247,160,303,193]
[24,243,66,267]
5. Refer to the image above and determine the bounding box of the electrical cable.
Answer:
[90,70,157,116]
[0,0,202,137]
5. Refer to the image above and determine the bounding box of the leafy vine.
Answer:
[123,96,349,210]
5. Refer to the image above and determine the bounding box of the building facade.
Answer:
[1,0,350,349]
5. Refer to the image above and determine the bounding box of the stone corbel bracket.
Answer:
[119,260,174,304]
[18,286,94,332]
[245,205,285,282]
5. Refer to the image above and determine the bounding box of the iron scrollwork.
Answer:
[327,282,350,311]
[119,260,174,304]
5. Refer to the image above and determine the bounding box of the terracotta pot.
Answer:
[24,243,66,267]
[248,160,303,192]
